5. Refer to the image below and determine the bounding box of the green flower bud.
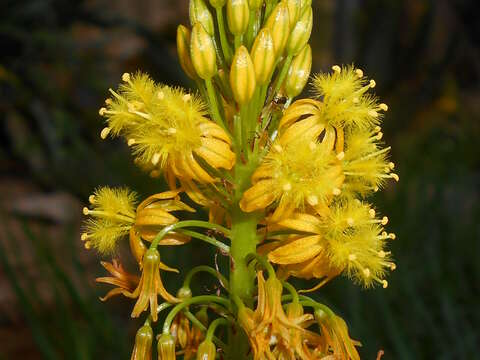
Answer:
[209,0,226,8]
[157,333,176,360]
[176,25,198,79]
[286,0,302,27]
[248,0,263,10]
[230,45,257,104]
[189,0,215,36]
[286,6,312,56]
[265,1,290,56]
[190,23,218,79]
[196,340,216,360]
[176,286,192,299]
[285,44,311,98]
[227,0,250,36]
[131,324,153,360]
[251,28,276,84]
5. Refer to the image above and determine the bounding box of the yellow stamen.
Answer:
[332,65,341,73]
[355,68,364,78]
[122,73,131,82]
[100,127,111,139]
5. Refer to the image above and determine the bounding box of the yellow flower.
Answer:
[82,187,137,255]
[82,188,194,259]
[131,248,180,321]
[261,199,396,289]
[312,65,388,130]
[340,126,399,195]
[98,72,235,184]
[240,137,344,221]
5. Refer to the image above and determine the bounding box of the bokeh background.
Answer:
[1,0,479,358]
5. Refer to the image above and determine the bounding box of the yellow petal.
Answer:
[195,137,235,169]
[268,235,322,264]
[279,98,320,130]
[198,120,232,144]
[276,213,322,233]
[135,208,178,227]
[239,180,277,212]
[269,198,296,223]
[279,117,325,145]
[136,190,183,211]
[180,179,210,206]
[251,164,274,183]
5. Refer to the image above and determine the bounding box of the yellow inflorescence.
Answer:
[98,72,235,185]
[83,1,399,358]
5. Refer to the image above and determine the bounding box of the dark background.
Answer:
[1,0,479,358]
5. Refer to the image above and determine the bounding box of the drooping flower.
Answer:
[237,271,313,359]
[99,72,235,184]
[96,259,140,301]
[314,308,361,360]
[131,323,154,360]
[130,248,180,321]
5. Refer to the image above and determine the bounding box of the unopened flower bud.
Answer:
[190,23,217,79]
[251,28,276,84]
[209,0,226,7]
[176,286,192,299]
[196,340,216,360]
[189,0,215,36]
[230,45,256,104]
[286,0,302,27]
[227,0,250,36]
[285,44,311,98]
[131,324,153,360]
[176,25,198,79]
[286,6,312,56]
[157,333,176,360]
[265,1,291,56]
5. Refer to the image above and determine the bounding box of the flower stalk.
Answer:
[83,1,399,358]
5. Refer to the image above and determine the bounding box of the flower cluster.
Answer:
[82,0,398,358]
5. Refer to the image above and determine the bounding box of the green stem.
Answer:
[150,220,230,249]
[234,34,243,50]
[177,229,230,253]
[183,265,230,290]
[281,281,299,304]
[246,253,275,278]
[206,317,229,341]
[245,9,257,48]
[268,54,293,103]
[162,295,230,334]
[205,78,228,132]
[216,7,233,63]
[183,310,227,349]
